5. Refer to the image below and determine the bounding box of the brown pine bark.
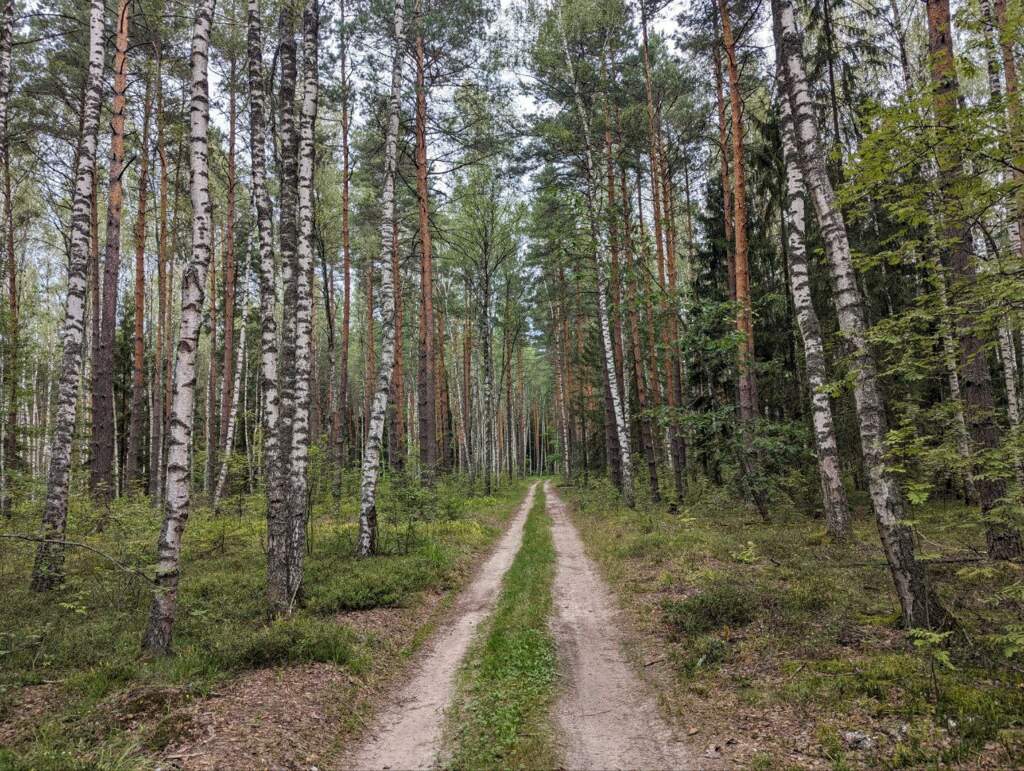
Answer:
[1,0,17,481]
[712,46,735,301]
[436,298,451,469]
[719,0,758,422]
[90,0,131,500]
[415,3,437,482]
[338,0,352,465]
[151,53,168,499]
[125,71,154,489]
[926,0,1022,559]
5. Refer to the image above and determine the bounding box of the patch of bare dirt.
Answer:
[151,484,538,771]
[340,481,538,771]
[157,663,360,770]
[0,682,63,747]
[545,482,707,770]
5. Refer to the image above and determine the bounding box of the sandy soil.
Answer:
[546,481,703,771]
[340,481,539,770]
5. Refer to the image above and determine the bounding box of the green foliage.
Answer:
[660,580,758,636]
[231,618,365,670]
[445,487,559,770]
[0,476,531,765]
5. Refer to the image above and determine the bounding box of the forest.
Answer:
[1,0,1024,766]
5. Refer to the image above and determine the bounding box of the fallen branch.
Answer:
[0,534,157,585]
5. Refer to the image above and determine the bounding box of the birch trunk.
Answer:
[248,0,287,613]
[779,81,851,539]
[774,0,952,627]
[283,0,318,604]
[214,296,247,505]
[141,0,216,653]
[30,0,105,590]
[268,5,300,609]
[556,2,634,506]
[357,0,404,556]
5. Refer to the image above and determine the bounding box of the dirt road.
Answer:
[342,481,539,770]
[546,481,698,770]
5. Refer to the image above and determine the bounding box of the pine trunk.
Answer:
[150,61,168,499]
[1,0,17,492]
[125,73,153,489]
[220,51,237,451]
[90,0,131,500]
[719,0,757,422]
[925,0,1022,559]
[415,10,437,483]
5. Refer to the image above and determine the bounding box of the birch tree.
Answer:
[247,0,288,613]
[778,71,850,539]
[286,0,319,601]
[142,0,216,654]
[554,0,634,507]
[773,0,951,628]
[357,0,404,557]
[30,0,105,591]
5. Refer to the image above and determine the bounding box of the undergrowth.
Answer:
[561,474,1024,768]
[0,471,530,768]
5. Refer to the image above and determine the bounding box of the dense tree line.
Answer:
[0,0,1022,650]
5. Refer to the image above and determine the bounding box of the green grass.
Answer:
[0,470,531,768]
[443,484,559,771]
[560,474,1024,768]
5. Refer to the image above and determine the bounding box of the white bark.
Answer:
[142,0,216,653]
[779,82,850,538]
[248,0,288,611]
[555,1,634,506]
[774,0,950,628]
[357,0,404,556]
[30,0,105,590]
[214,296,247,506]
[286,0,318,601]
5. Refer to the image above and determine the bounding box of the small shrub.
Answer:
[230,618,361,669]
[660,580,757,636]
[674,635,729,676]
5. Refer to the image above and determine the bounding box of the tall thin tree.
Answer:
[357,0,405,556]
[142,0,217,653]
[30,0,106,590]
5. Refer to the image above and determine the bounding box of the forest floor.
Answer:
[561,476,1024,769]
[3,473,1024,769]
[0,474,533,769]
